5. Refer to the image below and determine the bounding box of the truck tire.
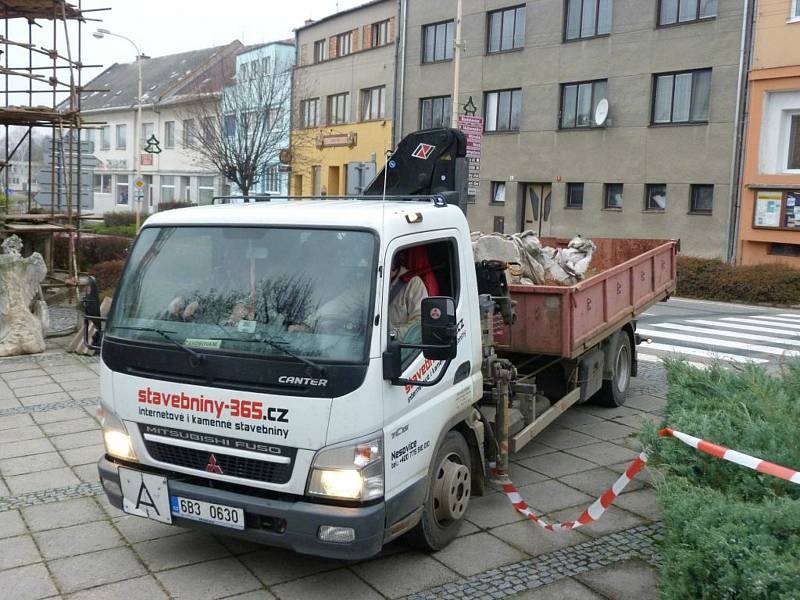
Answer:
[407,430,472,552]
[595,333,631,407]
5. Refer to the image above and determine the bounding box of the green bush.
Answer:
[103,211,149,227]
[641,361,800,599]
[157,201,192,212]
[86,223,137,238]
[53,232,131,271]
[677,256,800,306]
[89,259,125,297]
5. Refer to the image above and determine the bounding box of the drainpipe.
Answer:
[726,0,756,263]
[393,0,408,145]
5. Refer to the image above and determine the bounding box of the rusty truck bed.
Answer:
[495,238,679,359]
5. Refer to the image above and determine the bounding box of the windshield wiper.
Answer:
[112,326,206,368]
[211,327,326,376]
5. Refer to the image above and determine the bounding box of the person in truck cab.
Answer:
[388,248,429,340]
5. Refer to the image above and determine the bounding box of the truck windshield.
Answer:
[107,226,376,363]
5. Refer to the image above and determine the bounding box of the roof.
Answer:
[237,40,295,55]
[294,0,393,33]
[80,43,241,112]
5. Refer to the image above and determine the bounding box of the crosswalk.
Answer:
[636,313,800,370]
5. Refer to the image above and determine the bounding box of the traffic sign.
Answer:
[134,176,146,189]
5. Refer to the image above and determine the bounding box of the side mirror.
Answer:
[421,296,457,361]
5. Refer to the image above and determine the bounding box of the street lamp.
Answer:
[93,28,144,230]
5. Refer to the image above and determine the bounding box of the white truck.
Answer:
[86,129,677,558]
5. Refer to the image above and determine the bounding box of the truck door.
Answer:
[381,232,474,501]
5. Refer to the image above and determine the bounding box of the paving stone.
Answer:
[558,467,643,498]
[0,563,58,600]
[0,412,33,430]
[0,451,67,477]
[32,407,91,424]
[213,535,264,556]
[578,405,643,420]
[513,480,593,515]
[67,575,169,600]
[623,395,666,413]
[576,558,659,600]
[455,518,481,537]
[0,534,41,570]
[18,392,71,407]
[72,463,101,483]
[14,384,64,399]
[553,410,604,428]
[533,427,598,450]
[0,395,22,409]
[611,412,663,430]
[270,568,382,600]
[44,365,95,379]
[433,531,527,577]
[564,442,640,467]
[0,438,55,460]
[68,388,101,401]
[0,509,27,539]
[465,488,527,529]
[490,519,591,557]
[607,463,665,487]
[574,421,638,441]
[58,378,99,392]
[7,375,54,390]
[0,479,8,496]
[6,466,80,495]
[49,546,147,594]
[550,506,646,538]
[40,417,99,437]
[34,520,124,560]
[60,444,103,467]
[51,429,102,451]
[224,591,276,600]
[239,546,342,586]
[134,531,231,571]
[353,551,459,598]
[511,441,558,460]
[113,513,187,544]
[519,451,597,479]
[504,462,551,486]
[0,425,44,444]
[613,488,662,521]
[1,368,47,382]
[22,497,106,532]
[510,577,605,599]
[155,557,261,600]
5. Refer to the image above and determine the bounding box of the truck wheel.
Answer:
[596,334,631,407]
[407,430,472,552]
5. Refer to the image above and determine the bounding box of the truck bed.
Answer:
[495,238,679,359]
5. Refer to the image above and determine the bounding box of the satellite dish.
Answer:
[595,98,609,126]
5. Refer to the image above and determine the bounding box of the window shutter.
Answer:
[329,35,338,58]
[363,24,372,48]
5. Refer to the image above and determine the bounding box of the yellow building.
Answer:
[291,0,396,196]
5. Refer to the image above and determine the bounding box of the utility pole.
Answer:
[450,0,463,128]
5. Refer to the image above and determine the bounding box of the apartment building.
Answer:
[398,0,752,257]
[737,0,800,265]
[81,42,243,214]
[291,0,396,196]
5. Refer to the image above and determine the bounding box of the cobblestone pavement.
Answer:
[0,348,668,599]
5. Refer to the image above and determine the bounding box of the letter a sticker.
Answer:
[135,480,160,515]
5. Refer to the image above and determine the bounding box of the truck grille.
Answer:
[144,440,293,484]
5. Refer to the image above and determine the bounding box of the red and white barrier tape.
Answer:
[659,427,800,485]
[494,428,799,532]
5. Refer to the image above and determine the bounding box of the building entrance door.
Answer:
[520,183,552,236]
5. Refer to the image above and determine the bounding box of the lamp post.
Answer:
[93,28,144,230]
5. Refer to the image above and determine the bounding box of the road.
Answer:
[635,297,800,370]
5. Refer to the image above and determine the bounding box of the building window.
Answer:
[690,184,713,214]
[658,0,717,26]
[605,183,623,209]
[224,114,236,138]
[116,174,129,205]
[488,5,526,53]
[566,183,584,208]
[565,0,612,41]
[646,184,667,210]
[422,20,454,63]
[93,173,111,194]
[337,31,352,56]
[788,114,800,170]
[561,79,608,128]
[100,126,110,150]
[263,166,280,192]
[115,124,126,150]
[360,86,386,121]
[164,121,175,148]
[327,93,349,125]
[372,20,389,46]
[313,39,328,63]
[161,175,176,203]
[794,0,800,19]
[182,119,195,147]
[141,122,154,149]
[201,117,214,139]
[198,176,215,205]
[653,69,711,124]
[300,98,320,128]
[490,181,506,204]
[485,89,522,132]
[768,243,800,257]
[180,175,191,202]
[420,95,452,129]
[83,128,94,148]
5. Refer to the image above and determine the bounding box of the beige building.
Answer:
[291,0,396,196]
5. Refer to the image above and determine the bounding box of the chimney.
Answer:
[304,19,315,26]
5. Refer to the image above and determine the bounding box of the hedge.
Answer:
[89,259,125,297]
[53,233,131,272]
[103,211,149,227]
[641,361,800,599]
[157,201,193,212]
[677,256,800,306]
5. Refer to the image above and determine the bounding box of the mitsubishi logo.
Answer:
[411,143,435,160]
[205,454,223,474]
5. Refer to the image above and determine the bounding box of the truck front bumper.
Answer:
[98,456,385,560]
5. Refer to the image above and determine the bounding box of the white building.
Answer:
[81,42,244,215]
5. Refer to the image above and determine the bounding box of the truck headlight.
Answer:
[98,403,137,461]
[307,435,383,501]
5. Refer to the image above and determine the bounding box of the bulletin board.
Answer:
[753,190,800,230]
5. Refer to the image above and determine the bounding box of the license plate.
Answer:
[118,467,172,524]
[170,496,245,530]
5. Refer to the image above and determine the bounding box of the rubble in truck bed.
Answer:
[472,231,597,286]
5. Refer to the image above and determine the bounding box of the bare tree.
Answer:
[180,55,294,197]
